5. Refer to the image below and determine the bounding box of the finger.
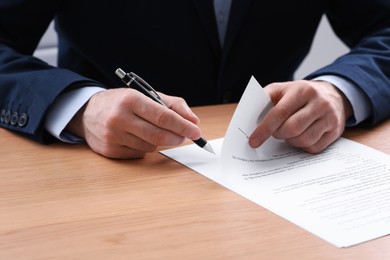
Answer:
[160,93,200,124]
[272,98,327,140]
[284,111,344,154]
[124,112,187,146]
[79,89,171,159]
[284,118,328,148]
[300,130,340,154]
[84,123,158,158]
[119,131,159,152]
[272,80,347,142]
[86,136,149,159]
[249,83,306,148]
[132,95,201,141]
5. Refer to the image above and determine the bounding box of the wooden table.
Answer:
[1,104,389,259]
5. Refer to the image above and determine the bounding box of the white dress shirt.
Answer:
[45,87,105,142]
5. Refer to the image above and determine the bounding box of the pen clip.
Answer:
[129,72,162,101]
[116,68,166,107]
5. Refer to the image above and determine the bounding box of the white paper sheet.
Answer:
[161,76,390,247]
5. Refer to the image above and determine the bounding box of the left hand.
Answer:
[249,80,353,153]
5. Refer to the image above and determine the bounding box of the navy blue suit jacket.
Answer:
[1,0,390,142]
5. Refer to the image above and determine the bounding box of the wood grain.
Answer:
[0,104,389,259]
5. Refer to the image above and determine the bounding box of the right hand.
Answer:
[66,88,202,159]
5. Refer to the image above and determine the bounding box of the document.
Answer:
[161,77,390,247]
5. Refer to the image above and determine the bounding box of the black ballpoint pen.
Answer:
[115,68,215,154]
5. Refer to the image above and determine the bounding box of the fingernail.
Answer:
[249,136,261,148]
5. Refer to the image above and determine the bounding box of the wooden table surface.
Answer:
[1,103,389,260]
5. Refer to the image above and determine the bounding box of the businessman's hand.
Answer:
[66,88,201,159]
[249,80,353,153]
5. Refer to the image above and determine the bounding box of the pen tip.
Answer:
[204,143,215,154]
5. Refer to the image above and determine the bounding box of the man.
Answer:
[1,0,390,159]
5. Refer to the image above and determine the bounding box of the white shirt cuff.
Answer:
[45,87,106,143]
[313,75,372,126]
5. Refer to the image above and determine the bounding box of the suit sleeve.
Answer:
[0,0,104,143]
[306,0,390,126]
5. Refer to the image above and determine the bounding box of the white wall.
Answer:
[34,16,349,76]
[294,16,349,79]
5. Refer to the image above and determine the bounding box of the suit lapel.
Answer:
[223,0,254,56]
[191,0,254,58]
[191,0,221,58]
